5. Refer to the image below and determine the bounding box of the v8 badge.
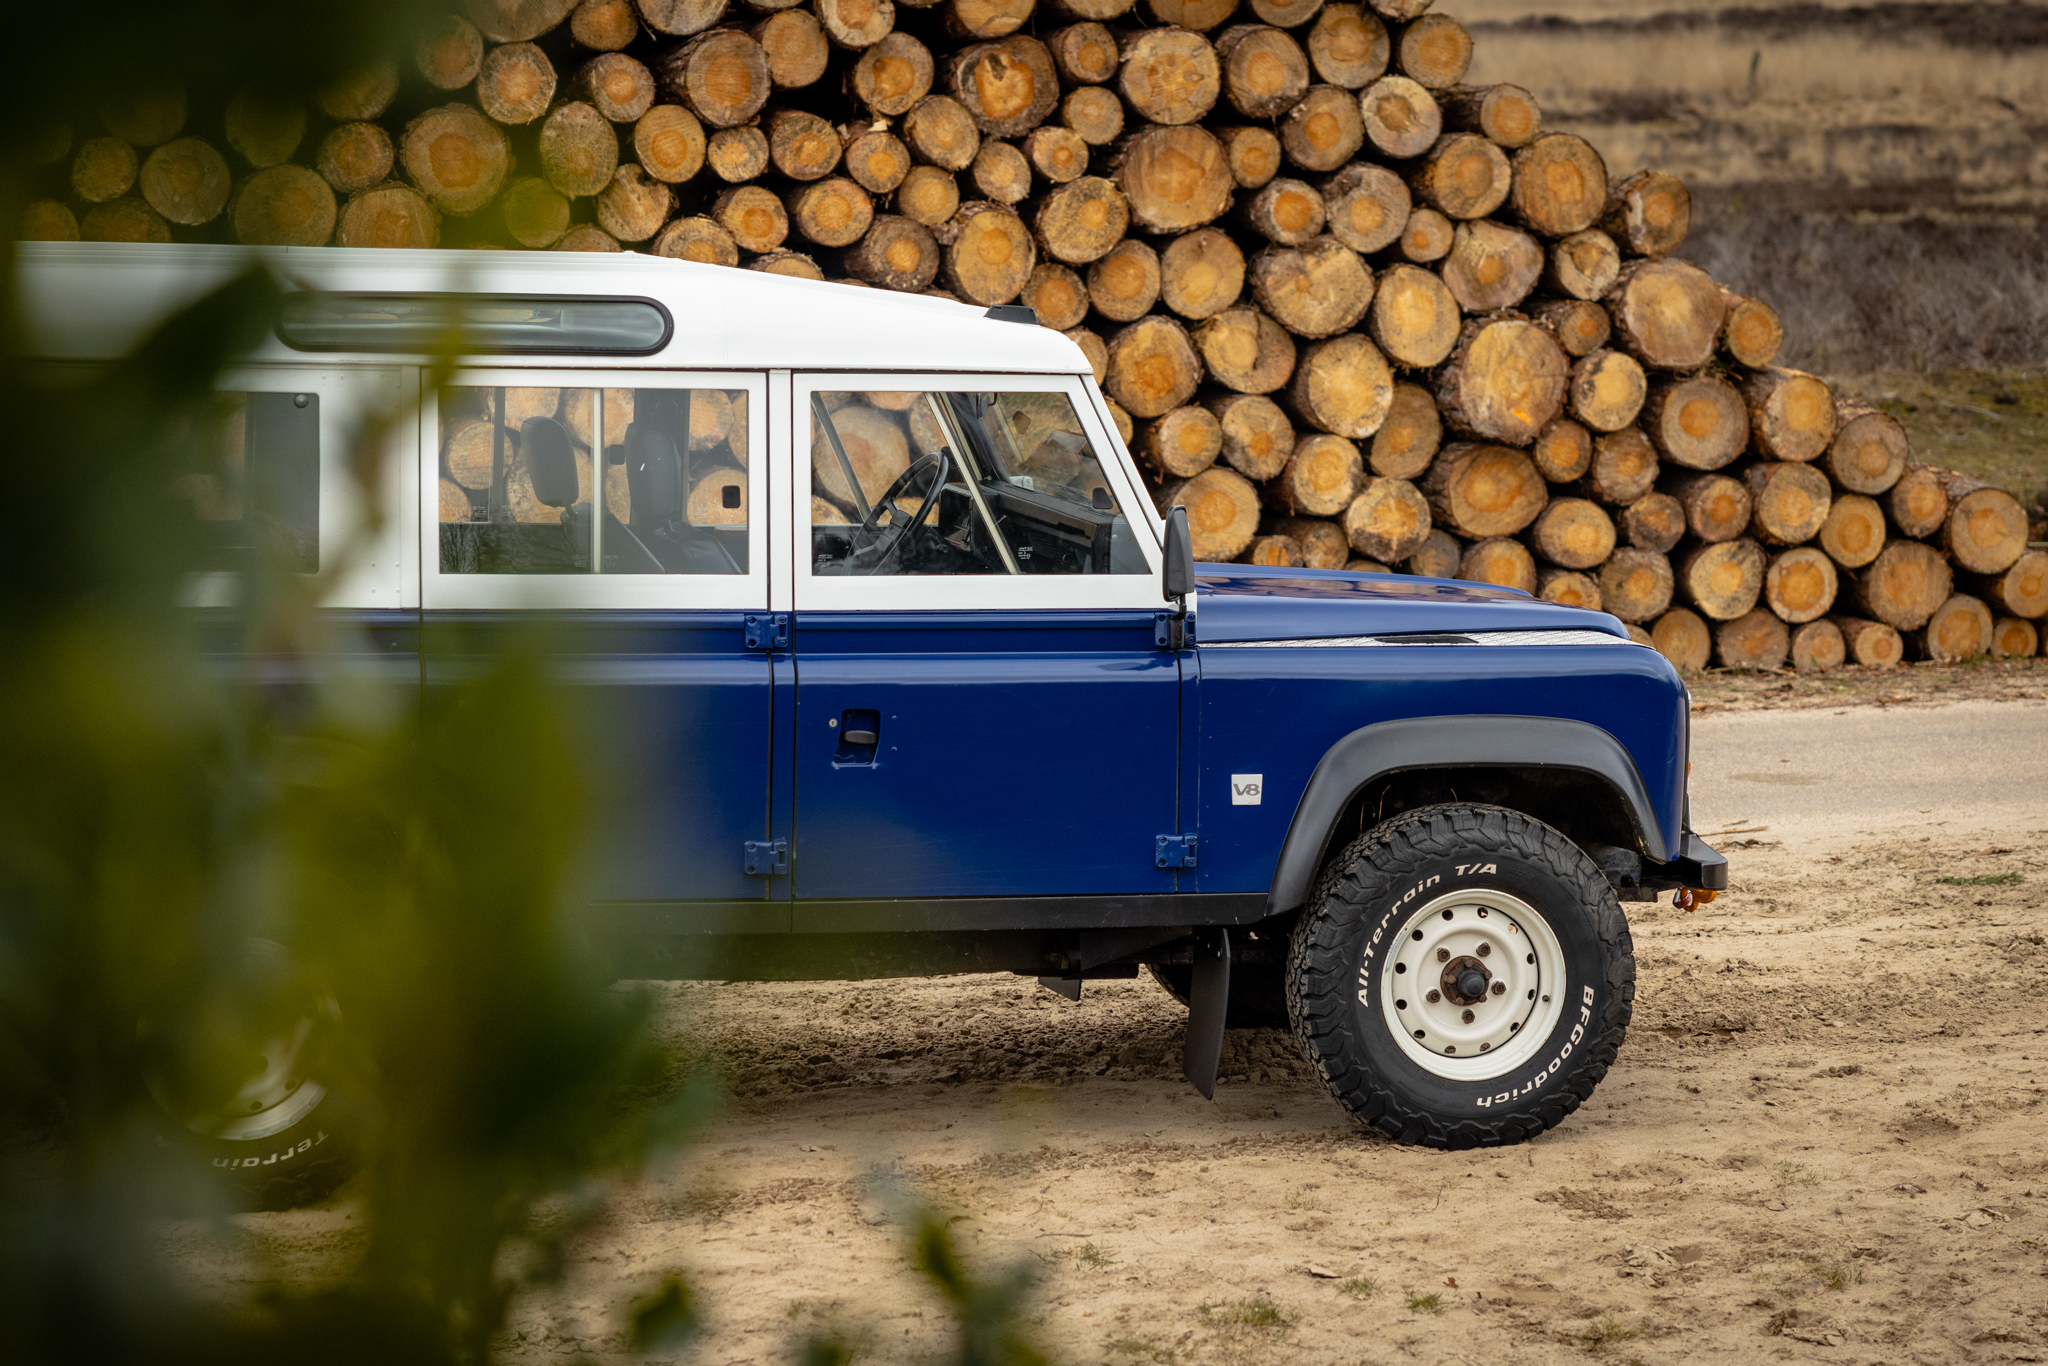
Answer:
[1231,774,1262,806]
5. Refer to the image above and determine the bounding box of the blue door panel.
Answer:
[792,611,1179,900]
[1194,643,1689,894]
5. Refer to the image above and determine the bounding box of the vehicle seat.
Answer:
[523,414,663,573]
[624,420,739,574]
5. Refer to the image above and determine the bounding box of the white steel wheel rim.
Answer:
[1378,887,1568,1082]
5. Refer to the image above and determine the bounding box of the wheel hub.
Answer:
[1381,888,1566,1079]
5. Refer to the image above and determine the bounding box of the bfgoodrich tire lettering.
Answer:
[1286,803,1634,1148]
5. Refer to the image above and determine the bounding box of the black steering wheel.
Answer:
[853,449,951,575]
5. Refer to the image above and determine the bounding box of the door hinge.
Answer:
[743,839,788,876]
[1155,833,1197,868]
[1154,611,1191,650]
[744,613,790,650]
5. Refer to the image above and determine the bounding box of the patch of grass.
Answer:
[1940,871,2023,887]
[1198,1299,1288,1331]
[1336,1277,1378,1300]
[1774,1162,1821,1188]
[1106,1339,1177,1364]
[1580,1313,1638,1353]
[1816,1260,1864,1292]
[1075,1242,1117,1268]
[1405,1291,1444,1315]
[1283,1187,1321,1211]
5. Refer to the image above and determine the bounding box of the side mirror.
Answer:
[1162,504,1195,603]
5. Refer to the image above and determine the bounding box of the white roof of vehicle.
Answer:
[14,242,1090,375]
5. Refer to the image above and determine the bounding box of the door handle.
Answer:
[833,709,880,765]
[842,729,878,745]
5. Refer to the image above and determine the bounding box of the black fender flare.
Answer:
[1266,715,1668,914]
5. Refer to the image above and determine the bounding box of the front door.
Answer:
[420,369,779,911]
[789,374,1179,905]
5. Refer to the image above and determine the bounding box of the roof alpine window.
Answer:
[276,293,672,356]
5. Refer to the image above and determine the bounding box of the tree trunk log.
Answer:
[1607,259,1727,371]
[819,0,895,49]
[1680,538,1767,620]
[417,15,486,88]
[1934,469,2030,575]
[1216,24,1311,119]
[1343,474,1431,561]
[1438,81,1539,147]
[853,32,934,112]
[576,51,657,122]
[1641,375,1746,471]
[1507,132,1607,236]
[1992,615,2040,658]
[1195,306,1296,395]
[1598,547,1674,622]
[1411,133,1509,220]
[1288,334,1395,437]
[1111,125,1233,231]
[657,30,771,127]
[1666,470,1752,543]
[1886,464,1949,538]
[1106,314,1203,417]
[1530,496,1615,569]
[1909,593,1993,662]
[767,109,840,180]
[1715,608,1789,671]
[1578,427,1658,505]
[1368,381,1440,477]
[1065,326,1108,383]
[1307,4,1390,89]
[1088,238,1163,320]
[1650,607,1710,670]
[1532,417,1592,483]
[595,164,672,241]
[704,126,768,181]
[947,0,1034,39]
[1136,404,1223,478]
[1118,29,1221,126]
[1817,491,1886,569]
[233,165,337,246]
[1024,126,1089,182]
[1279,84,1366,173]
[1240,177,1327,245]
[813,402,911,508]
[99,83,185,148]
[1021,261,1088,329]
[335,183,438,248]
[1251,238,1372,339]
[634,105,706,182]
[1568,349,1648,433]
[1543,228,1620,301]
[1424,441,1546,537]
[555,224,623,251]
[846,129,913,192]
[71,137,138,204]
[1145,0,1238,30]
[140,138,231,225]
[843,213,940,290]
[1033,174,1127,260]
[1538,568,1601,611]
[318,63,400,121]
[1744,368,1838,463]
[1321,162,1409,253]
[939,198,1031,300]
[1217,125,1282,187]
[1600,169,1688,258]
[1159,466,1261,560]
[1823,405,1908,495]
[649,214,736,263]
[1438,220,1541,313]
[1159,227,1245,319]
[398,105,511,215]
[1273,432,1364,515]
[1719,290,1784,369]
[972,140,1032,203]
[1274,516,1350,569]
[633,0,728,37]
[1744,460,1832,545]
[1208,392,1295,479]
[224,90,306,168]
[1764,545,1838,623]
[1242,533,1303,566]
[1396,14,1472,88]
[1436,316,1568,446]
[1619,490,1685,553]
[904,93,981,168]
[1789,618,1845,671]
[1849,539,1953,631]
[789,175,875,249]
[1831,615,1904,667]
[573,0,640,50]
[1049,22,1118,84]
[751,249,824,279]
[1061,86,1125,145]
[951,36,1060,138]
[1359,75,1439,158]
[1964,550,2048,620]
[1406,527,1461,578]
[1397,206,1453,261]
[1460,536,1536,593]
[539,101,619,195]
[1535,299,1611,358]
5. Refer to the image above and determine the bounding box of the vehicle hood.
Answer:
[1191,565,1630,643]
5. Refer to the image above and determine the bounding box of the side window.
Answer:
[176,391,320,572]
[809,389,1147,576]
[438,384,748,574]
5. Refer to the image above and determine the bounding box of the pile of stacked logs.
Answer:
[19,0,2044,669]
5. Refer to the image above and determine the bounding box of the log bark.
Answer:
[1543,229,1621,301]
[1275,516,1350,569]
[712,183,790,251]
[1438,219,1542,313]
[1849,539,1953,631]
[1909,594,1992,662]
[1032,174,1127,262]
[1744,368,1838,463]
[1061,86,1125,145]
[1206,392,1295,479]
[1678,538,1765,621]
[1607,259,1727,371]
[335,183,439,248]
[1024,126,1089,183]
[1307,4,1390,89]
[1343,475,1432,561]
[1136,404,1223,478]
[753,10,830,88]
[318,63,400,121]
[1065,326,1109,383]
[1530,496,1615,570]
[1424,442,1546,537]
[1368,381,1440,477]
[1411,133,1509,219]
[1216,24,1312,119]
[1764,545,1838,623]
[1396,14,1472,89]
[1251,237,1373,339]
[1406,528,1462,578]
[477,43,558,123]
[1650,607,1710,670]
[1283,84,1367,172]
[1087,238,1163,321]
[1321,163,1409,253]
[1599,548,1674,623]
[948,0,1034,38]
[1817,492,1886,569]
[1934,469,2030,575]
[1535,299,1611,358]
[1568,349,1647,433]
[705,126,770,181]
[971,139,1032,203]
[1274,433,1365,515]
[1160,228,1245,319]
[650,214,737,263]
[658,30,772,127]
[1580,427,1658,505]
[1531,417,1592,483]
[819,0,895,48]
[1832,615,1904,667]
[1242,534,1303,566]
[1886,464,1949,538]
[139,138,231,224]
[1159,466,1261,560]
[71,137,138,203]
[1666,471,1751,544]
[1103,396,1135,445]
[1021,261,1088,329]
[1436,316,1568,446]
[634,105,706,182]
[1789,618,1845,671]
[1539,568,1601,611]
[1619,491,1685,553]
[1508,133,1607,236]
[224,90,306,168]
[1600,170,1689,258]
[1397,207,1453,261]
[1049,22,1119,84]
[1111,125,1233,232]
[1219,126,1282,187]
[1195,306,1297,395]
[573,0,640,50]
[951,36,1060,138]
[417,15,486,88]
[1241,177,1326,246]
[1744,460,1832,545]
[1641,375,1746,471]
[1992,616,2039,659]
[846,129,913,192]
[1460,537,1537,593]
[1118,29,1221,126]
[1715,608,1789,671]
[539,101,619,195]
[233,164,337,246]
[1359,76,1440,158]
[1439,82,1540,147]
[1823,405,1908,494]
[1719,291,1784,369]
[1965,550,2048,620]
[1106,314,1203,417]
[634,0,729,36]
[595,164,672,241]
[853,32,934,112]
[1288,334,1394,438]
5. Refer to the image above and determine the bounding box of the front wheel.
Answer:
[1286,803,1634,1149]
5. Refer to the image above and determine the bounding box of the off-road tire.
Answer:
[1286,803,1633,1148]
[188,1095,358,1211]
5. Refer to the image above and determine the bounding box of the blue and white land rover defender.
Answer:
[23,242,1724,1182]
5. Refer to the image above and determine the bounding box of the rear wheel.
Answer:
[1286,803,1633,1148]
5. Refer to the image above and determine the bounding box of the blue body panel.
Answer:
[790,611,1179,900]
[1192,566,1630,642]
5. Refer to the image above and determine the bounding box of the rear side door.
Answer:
[420,368,780,915]
[788,374,1179,907]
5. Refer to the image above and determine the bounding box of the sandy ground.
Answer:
[204,685,2048,1365]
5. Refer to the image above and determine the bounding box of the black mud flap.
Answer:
[1181,927,1231,1099]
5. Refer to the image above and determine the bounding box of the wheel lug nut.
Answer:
[1436,948,1450,963]
[1491,982,1506,996]
[1426,990,1441,1004]
[1461,1009,1475,1023]
[1477,943,1490,957]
